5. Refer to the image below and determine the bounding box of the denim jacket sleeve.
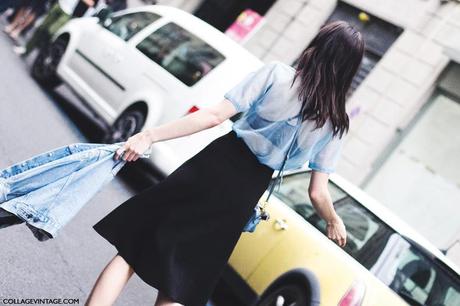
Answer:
[0,142,151,240]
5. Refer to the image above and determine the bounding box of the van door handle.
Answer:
[273,219,288,231]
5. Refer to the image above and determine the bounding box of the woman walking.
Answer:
[4,0,49,40]
[14,0,97,56]
[87,21,364,306]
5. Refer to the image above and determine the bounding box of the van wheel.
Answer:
[102,108,146,143]
[257,283,308,306]
[31,36,67,89]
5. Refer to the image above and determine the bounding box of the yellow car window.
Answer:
[273,172,346,210]
[272,171,460,306]
[388,246,460,306]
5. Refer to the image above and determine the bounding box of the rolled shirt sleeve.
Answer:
[308,133,346,174]
[224,61,277,113]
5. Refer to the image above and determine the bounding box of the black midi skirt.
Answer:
[93,130,275,306]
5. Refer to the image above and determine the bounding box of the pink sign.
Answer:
[225,9,265,43]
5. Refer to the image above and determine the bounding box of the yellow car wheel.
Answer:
[256,283,308,306]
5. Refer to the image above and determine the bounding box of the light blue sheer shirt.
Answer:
[224,60,346,173]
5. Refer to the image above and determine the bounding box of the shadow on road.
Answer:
[47,89,108,142]
[41,85,165,192]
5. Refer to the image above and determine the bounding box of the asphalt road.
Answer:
[0,22,159,306]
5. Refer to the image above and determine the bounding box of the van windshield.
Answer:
[102,11,161,41]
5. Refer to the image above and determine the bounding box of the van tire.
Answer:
[101,108,146,143]
[31,36,68,89]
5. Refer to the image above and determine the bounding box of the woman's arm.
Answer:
[147,98,237,143]
[114,99,238,161]
[308,170,347,247]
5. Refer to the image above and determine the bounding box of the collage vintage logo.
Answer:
[0,298,80,305]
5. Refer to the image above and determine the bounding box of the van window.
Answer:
[102,11,161,41]
[136,22,226,86]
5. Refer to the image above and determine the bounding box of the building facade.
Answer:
[155,0,460,264]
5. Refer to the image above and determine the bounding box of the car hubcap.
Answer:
[44,56,53,65]
[38,41,65,78]
[110,114,138,142]
[261,286,304,306]
[273,294,296,306]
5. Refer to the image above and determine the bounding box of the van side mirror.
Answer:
[96,7,112,24]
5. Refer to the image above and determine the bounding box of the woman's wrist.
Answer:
[143,129,157,144]
[326,213,341,225]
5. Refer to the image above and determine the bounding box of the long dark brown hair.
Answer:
[290,20,364,138]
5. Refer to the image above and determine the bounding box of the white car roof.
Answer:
[113,5,261,63]
[284,166,460,277]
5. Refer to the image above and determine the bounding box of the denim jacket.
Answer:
[0,142,151,241]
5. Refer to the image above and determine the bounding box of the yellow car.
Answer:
[212,168,460,306]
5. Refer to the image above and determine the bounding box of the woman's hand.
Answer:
[112,99,235,162]
[114,131,153,162]
[326,215,347,248]
[308,171,347,248]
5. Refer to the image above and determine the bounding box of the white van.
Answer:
[31,5,263,174]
